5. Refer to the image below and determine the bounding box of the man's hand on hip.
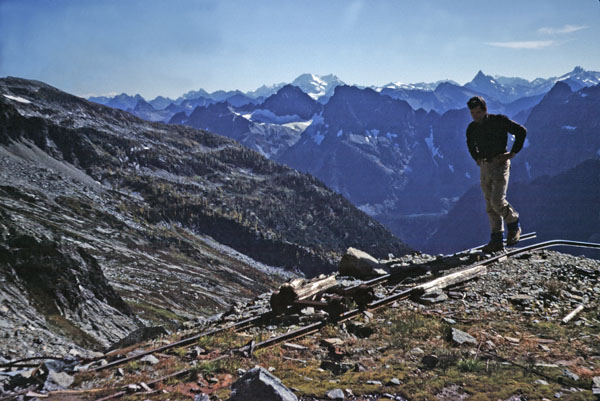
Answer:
[496,152,515,162]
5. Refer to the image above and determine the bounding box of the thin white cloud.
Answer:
[538,24,589,35]
[486,40,556,49]
[342,0,364,28]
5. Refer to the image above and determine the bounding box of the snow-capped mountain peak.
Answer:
[376,79,457,92]
[470,70,498,86]
[290,73,345,100]
[556,66,600,88]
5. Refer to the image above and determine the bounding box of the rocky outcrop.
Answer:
[227,367,298,401]
[339,248,387,278]
[0,227,138,356]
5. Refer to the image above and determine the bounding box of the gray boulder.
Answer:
[450,328,477,345]
[339,248,387,278]
[227,367,297,401]
[327,388,345,400]
[42,359,77,391]
[419,289,448,304]
[593,376,600,391]
[43,370,74,391]
[107,326,167,351]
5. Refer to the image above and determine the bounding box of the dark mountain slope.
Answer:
[278,86,427,208]
[170,102,305,159]
[259,84,322,119]
[512,82,600,181]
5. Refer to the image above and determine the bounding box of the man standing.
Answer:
[466,96,526,253]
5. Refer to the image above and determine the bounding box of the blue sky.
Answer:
[1,0,598,99]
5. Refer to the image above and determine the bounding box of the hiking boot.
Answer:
[482,232,504,253]
[506,221,521,246]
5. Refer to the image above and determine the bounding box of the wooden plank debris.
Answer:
[562,304,585,324]
[270,274,338,313]
[413,265,487,294]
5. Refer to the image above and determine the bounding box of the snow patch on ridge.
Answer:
[3,94,31,104]
[282,120,313,131]
[250,109,301,124]
[365,129,380,138]
[358,204,378,216]
[313,132,325,145]
[424,127,443,166]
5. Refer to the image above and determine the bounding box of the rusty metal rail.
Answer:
[88,232,564,373]
[239,238,600,355]
[94,238,594,372]
[92,313,271,372]
[90,233,500,372]
[349,231,538,291]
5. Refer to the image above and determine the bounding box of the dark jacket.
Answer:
[466,114,527,162]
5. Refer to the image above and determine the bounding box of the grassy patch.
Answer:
[457,357,485,372]
[194,358,241,377]
[381,309,444,349]
[46,314,102,349]
[196,328,244,351]
[128,300,185,328]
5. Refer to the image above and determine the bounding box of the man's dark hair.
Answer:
[467,96,487,111]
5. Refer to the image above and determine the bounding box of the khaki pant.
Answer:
[480,158,519,233]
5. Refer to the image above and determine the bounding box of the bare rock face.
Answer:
[0,231,138,355]
[227,367,298,401]
[339,247,387,278]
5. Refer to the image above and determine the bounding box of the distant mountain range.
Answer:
[87,67,600,256]
[89,67,600,120]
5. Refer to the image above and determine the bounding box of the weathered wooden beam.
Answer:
[270,274,338,313]
[562,304,585,324]
[414,265,488,295]
[296,275,338,299]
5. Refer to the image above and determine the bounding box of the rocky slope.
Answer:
[0,77,411,359]
[3,247,598,400]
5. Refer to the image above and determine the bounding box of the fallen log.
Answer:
[270,274,338,314]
